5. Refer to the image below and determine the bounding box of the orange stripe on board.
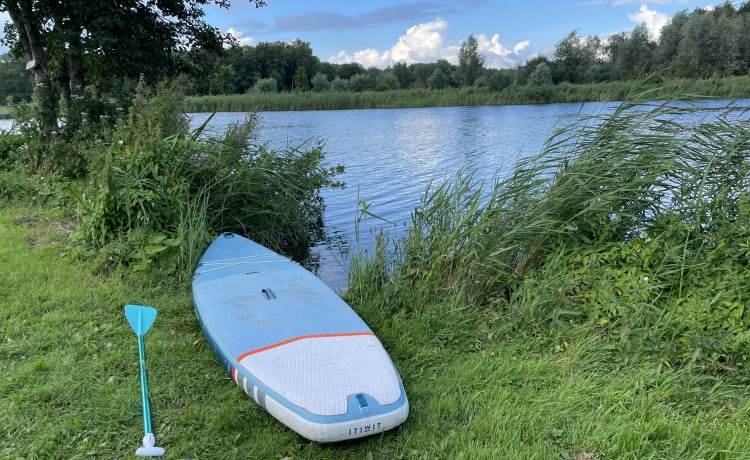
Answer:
[237,332,375,362]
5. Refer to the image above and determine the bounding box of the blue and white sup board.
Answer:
[192,233,408,442]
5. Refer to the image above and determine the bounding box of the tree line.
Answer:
[3,1,750,105]
[167,1,750,97]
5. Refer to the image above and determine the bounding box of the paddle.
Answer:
[124,304,166,457]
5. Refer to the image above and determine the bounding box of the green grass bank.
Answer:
[3,204,750,459]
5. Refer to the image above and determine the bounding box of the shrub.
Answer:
[331,77,350,92]
[349,74,371,92]
[311,73,331,92]
[0,130,23,170]
[254,78,278,93]
[71,82,344,273]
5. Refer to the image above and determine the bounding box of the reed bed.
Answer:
[184,76,750,112]
[348,94,750,368]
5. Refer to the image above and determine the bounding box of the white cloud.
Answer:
[628,5,671,39]
[475,34,532,69]
[391,18,456,64]
[330,18,456,68]
[329,18,528,69]
[513,40,532,55]
[332,48,392,68]
[226,27,254,47]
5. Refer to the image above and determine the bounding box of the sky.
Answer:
[1,0,713,69]
[204,0,712,69]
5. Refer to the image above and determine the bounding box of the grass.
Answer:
[3,205,750,459]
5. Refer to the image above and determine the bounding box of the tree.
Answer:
[435,59,457,87]
[525,61,553,102]
[218,46,260,94]
[526,61,552,87]
[391,62,412,89]
[515,55,551,85]
[286,39,317,90]
[410,63,437,87]
[311,72,330,92]
[209,64,237,95]
[457,34,484,87]
[330,76,349,91]
[292,65,310,91]
[427,67,450,89]
[0,52,32,102]
[239,39,319,91]
[0,0,266,138]
[375,71,399,91]
[476,68,511,91]
[654,10,690,73]
[554,31,600,83]
[606,25,655,80]
[254,77,278,93]
[349,73,370,92]
[674,7,741,77]
[335,62,365,80]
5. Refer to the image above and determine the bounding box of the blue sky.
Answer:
[204,0,711,68]
[1,1,712,68]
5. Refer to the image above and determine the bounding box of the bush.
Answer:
[254,78,278,93]
[0,130,24,170]
[331,77,350,92]
[311,73,330,92]
[349,74,371,92]
[71,82,344,273]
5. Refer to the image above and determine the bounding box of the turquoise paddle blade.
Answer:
[125,304,157,336]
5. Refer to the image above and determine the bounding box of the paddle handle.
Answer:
[137,334,153,435]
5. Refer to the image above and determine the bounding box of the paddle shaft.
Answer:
[136,332,153,435]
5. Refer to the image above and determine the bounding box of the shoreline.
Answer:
[183,76,750,113]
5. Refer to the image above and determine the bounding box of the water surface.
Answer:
[190,103,611,290]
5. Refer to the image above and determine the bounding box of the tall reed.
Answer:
[184,77,750,112]
[348,94,750,367]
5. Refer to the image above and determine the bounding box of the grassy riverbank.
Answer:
[185,76,750,112]
[3,94,750,458]
[3,205,750,459]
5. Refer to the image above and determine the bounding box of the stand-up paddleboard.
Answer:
[192,233,408,442]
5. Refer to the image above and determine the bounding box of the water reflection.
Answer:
[0,118,14,132]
